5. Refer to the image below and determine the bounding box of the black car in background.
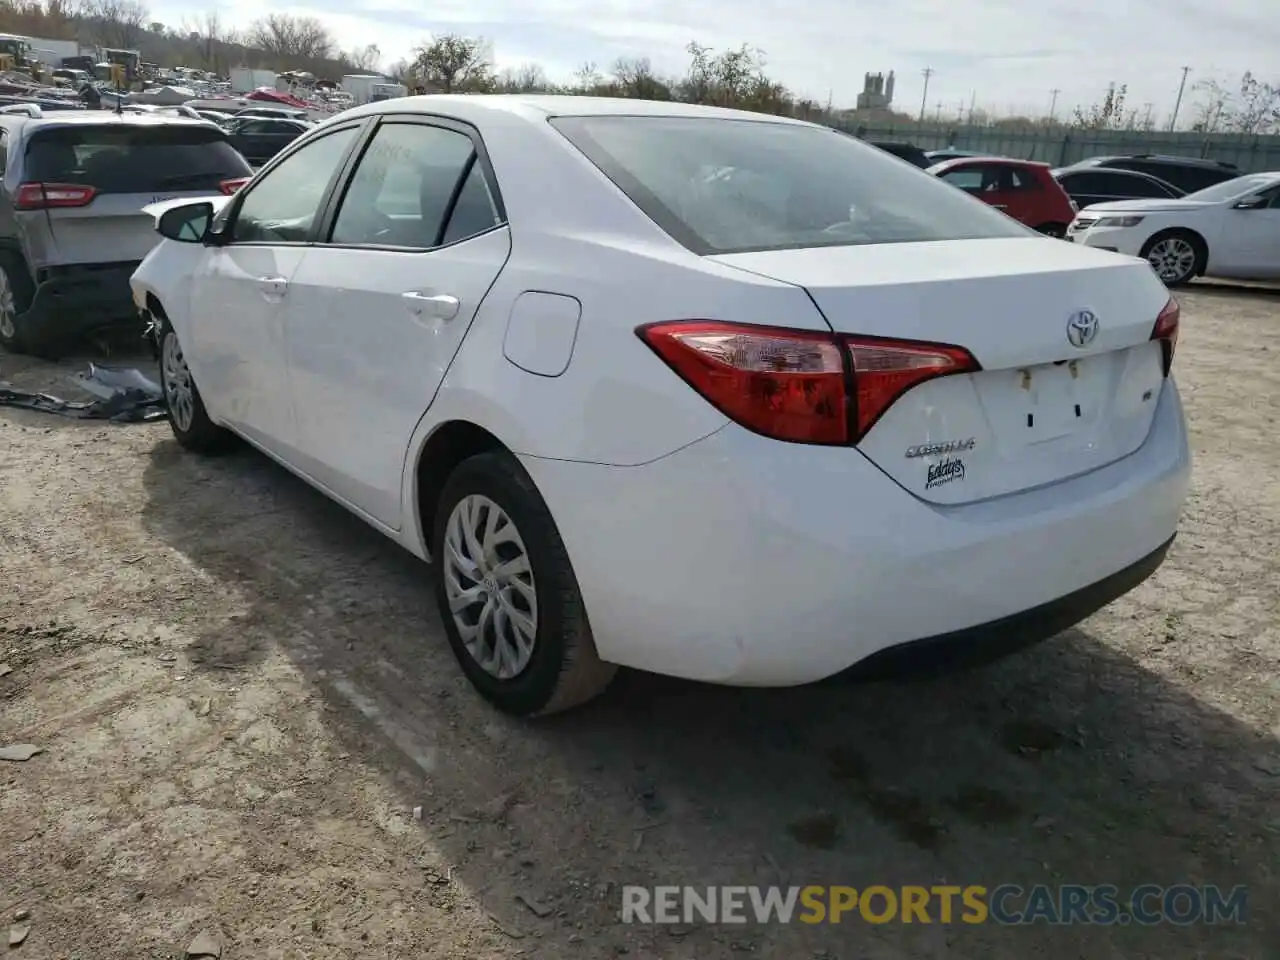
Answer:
[1066,154,1240,193]
[865,139,933,168]
[224,117,309,166]
[1053,166,1185,210]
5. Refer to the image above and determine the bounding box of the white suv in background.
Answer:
[1068,171,1280,286]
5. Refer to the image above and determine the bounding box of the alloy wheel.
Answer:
[1147,237,1197,283]
[442,493,538,680]
[161,332,195,432]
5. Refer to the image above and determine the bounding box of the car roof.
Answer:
[0,109,218,132]
[333,94,812,128]
[929,156,1049,170]
[1076,154,1237,170]
[1055,165,1173,182]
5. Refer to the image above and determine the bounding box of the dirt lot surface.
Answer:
[2,283,1278,960]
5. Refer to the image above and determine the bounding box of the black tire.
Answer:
[1140,229,1205,287]
[0,252,36,355]
[154,313,231,453]
[1035,222,1067,239]
[431,450,617,716]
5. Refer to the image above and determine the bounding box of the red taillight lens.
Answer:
[844,336,979,438]
[14,182,96,210]
[1151,296,1179,375]
[638,321,848,443]
[637,321,979,445]
[219,177,251,195]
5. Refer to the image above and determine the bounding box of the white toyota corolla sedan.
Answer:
[130,95,1191,716]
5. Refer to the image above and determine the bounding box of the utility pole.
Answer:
[934,101,942,122]
[1048,88,1060,123]
[966,90,976,124]
[1168,66,1191,131]
[918,67,933,123]
[1143,102,1154,129]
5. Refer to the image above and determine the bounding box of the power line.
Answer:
[1169,66,1191,130]
[918,67,933,123]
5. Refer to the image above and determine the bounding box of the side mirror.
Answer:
[1232,195,1268,210]
[157,202,214,243]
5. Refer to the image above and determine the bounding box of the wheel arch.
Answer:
[411,419,511,561]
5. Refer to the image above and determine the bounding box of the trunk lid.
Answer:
[40,188,231,263]
[22,120,251,265]
[711,237,1171,505]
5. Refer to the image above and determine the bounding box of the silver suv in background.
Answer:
[0,109,253,358]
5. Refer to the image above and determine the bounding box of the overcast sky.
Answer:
[151,0,1276,120]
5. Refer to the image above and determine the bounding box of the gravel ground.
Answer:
[1,282,1277,960]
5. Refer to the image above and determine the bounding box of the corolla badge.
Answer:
[1066,309,1100,348]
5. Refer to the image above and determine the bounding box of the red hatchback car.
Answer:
[927,157,1078,237]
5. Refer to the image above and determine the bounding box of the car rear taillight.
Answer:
[843,336,979,438]
[637,321,979,445]
[1151,296,1180,375]
[14,182,96,210]
[219,177,251,195]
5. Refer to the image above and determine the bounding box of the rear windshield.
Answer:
[550,116,1028,255]
[1183,174,1278,203]
[24,124,252,194]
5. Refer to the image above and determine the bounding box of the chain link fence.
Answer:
[838,121,1280,172]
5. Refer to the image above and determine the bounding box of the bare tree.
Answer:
[572,61,602,93]
[0,0,80,38]
[1071,82,1128,130]
[82,0,150,48]
[386,57,413,84]
[1188,78,1233,133]
[1230,70,1280,134]
[412,34,493,93]
[183,9,236,73]
[345,43,381,73]
[495,63,551,93]
[247,13,334,62]
[611,56,671,100]
[676,42,790,114]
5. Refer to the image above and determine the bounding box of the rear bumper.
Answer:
[845,533,1173,679]
[520,377,1191,686]
[17,262,144,347]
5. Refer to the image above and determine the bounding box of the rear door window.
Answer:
[327,121,501,249]
[23,123,252,194]
[1008,168,1040,190]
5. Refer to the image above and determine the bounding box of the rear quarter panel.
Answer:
[399,109,833,549]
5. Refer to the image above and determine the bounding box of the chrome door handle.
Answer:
[402,291,460,320]
[256,275,288,296]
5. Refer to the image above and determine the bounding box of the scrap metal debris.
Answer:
[0,364,167,423]
[0,744,43,762]
[514,893,553,918]
[185,929,222,958]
